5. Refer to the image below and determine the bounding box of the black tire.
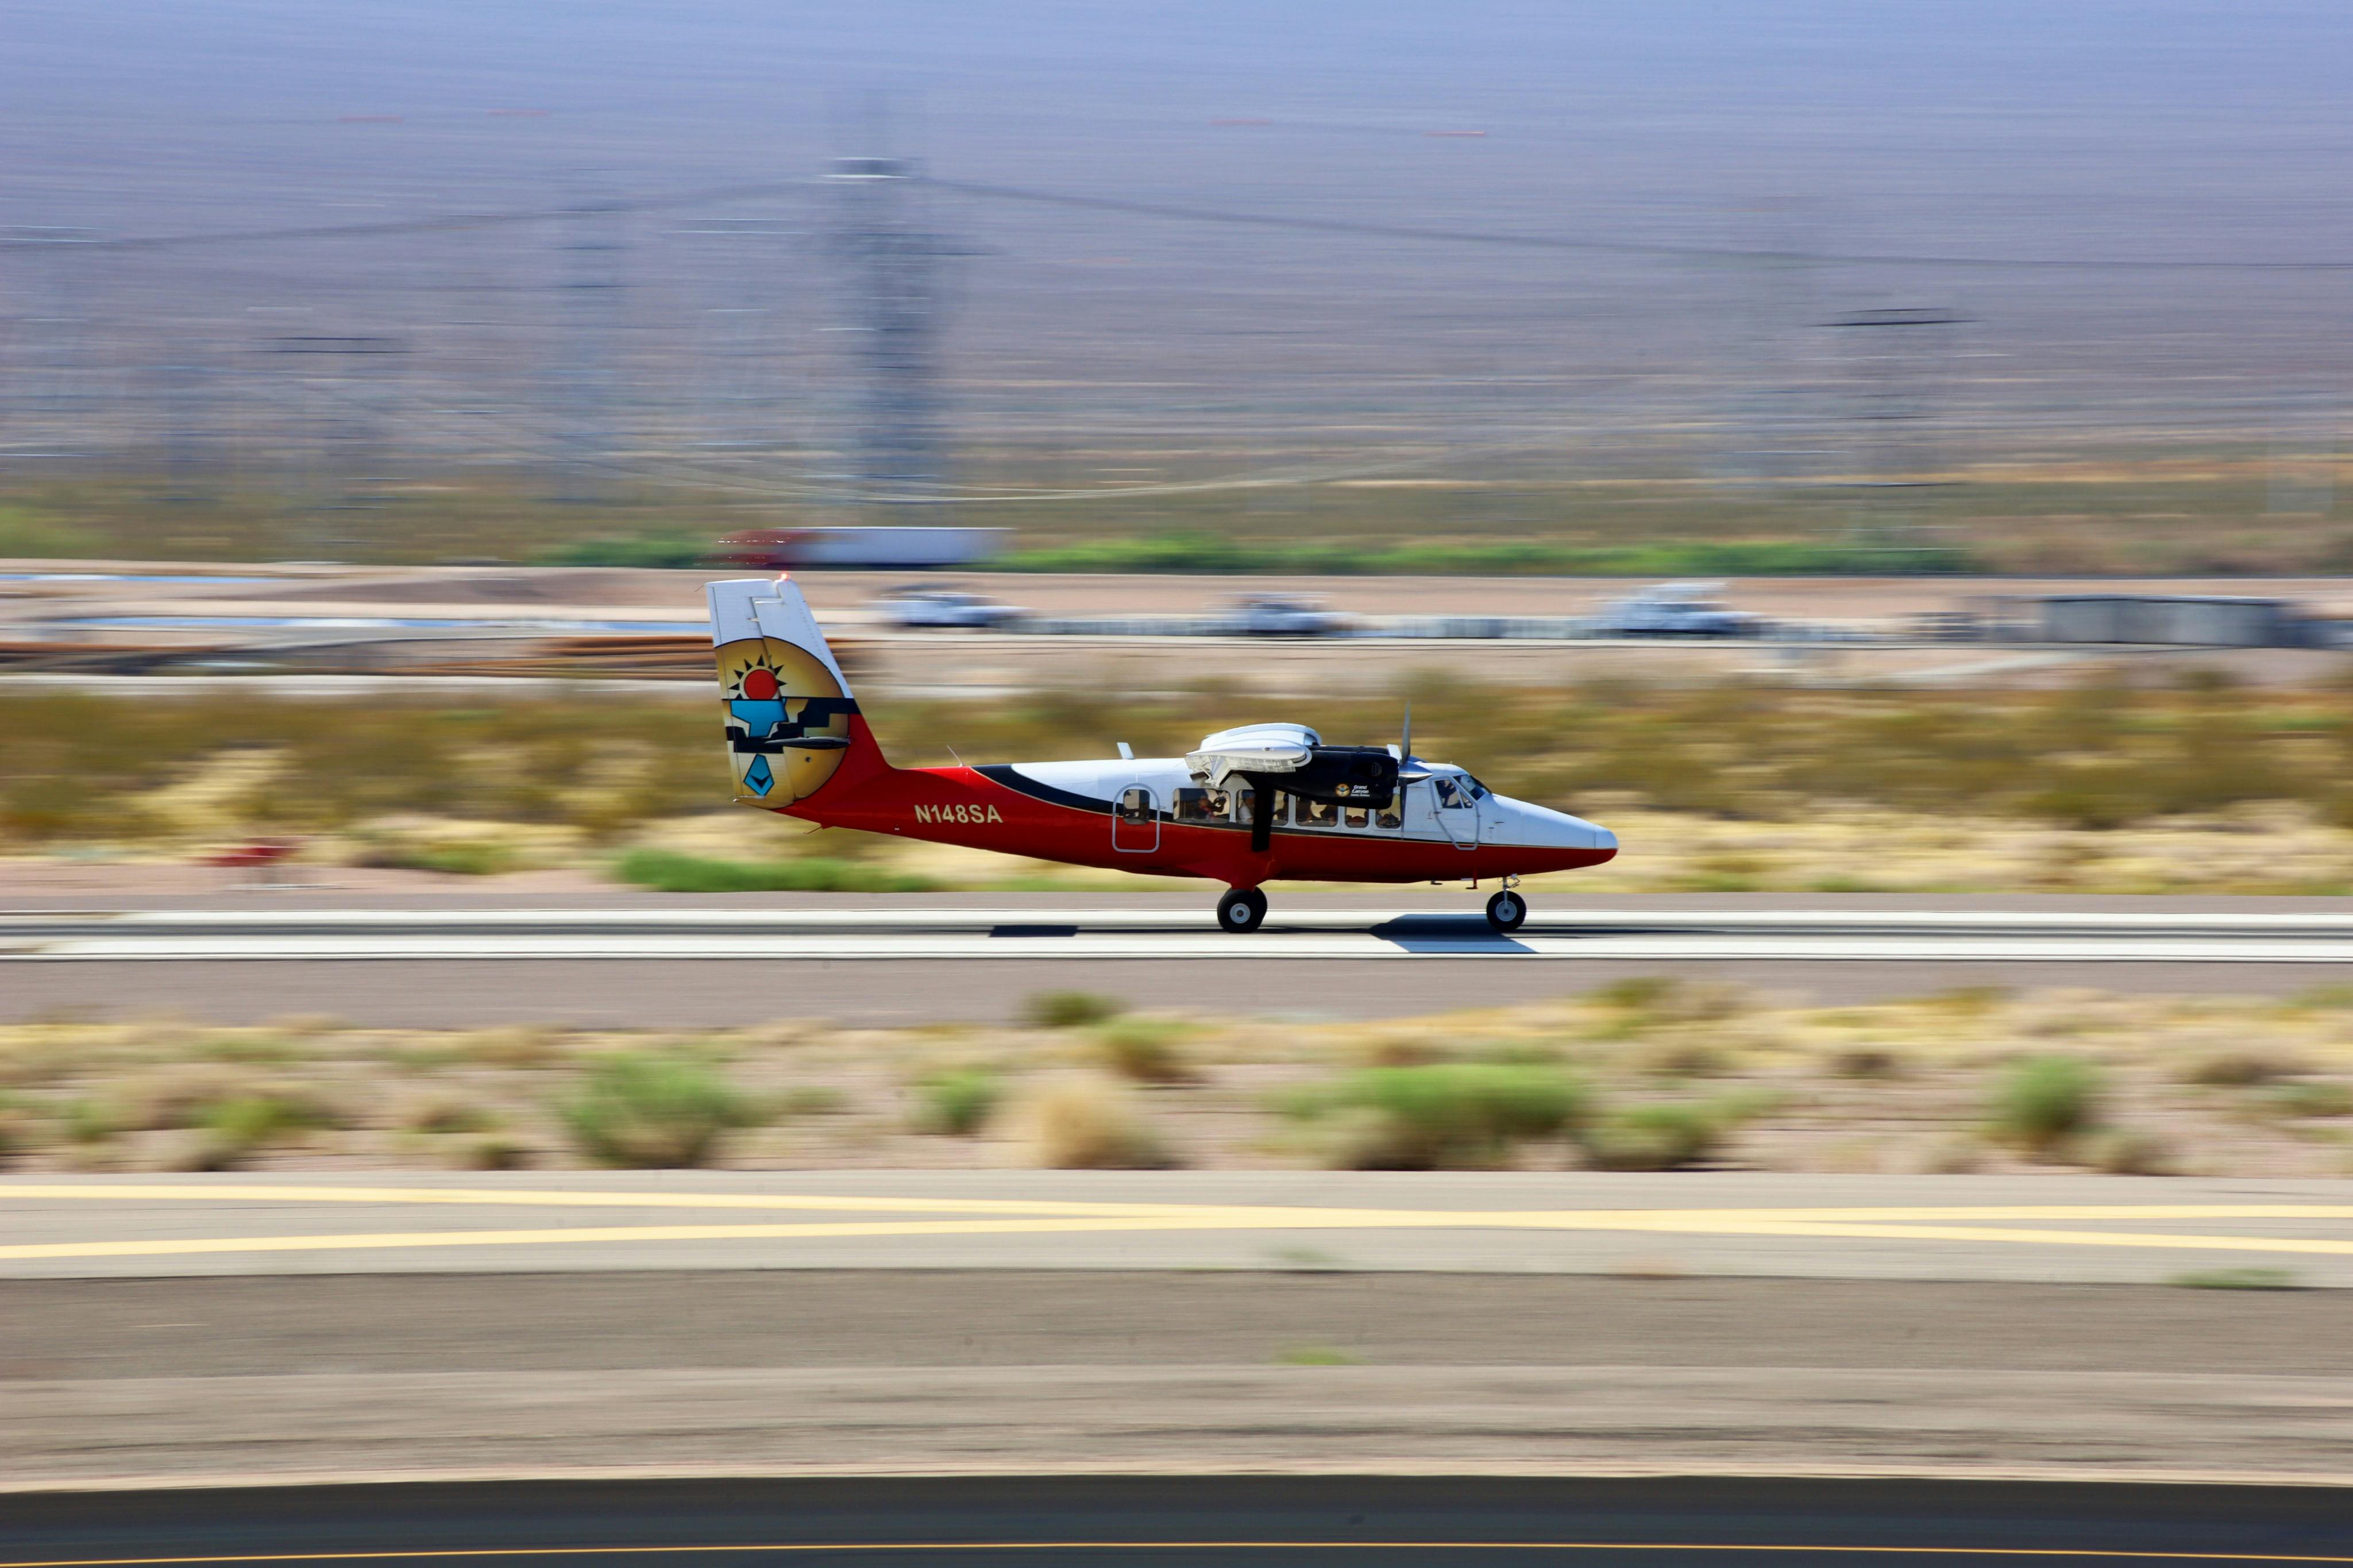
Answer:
[1218,887,1267,933]
[1486,889,1527,933]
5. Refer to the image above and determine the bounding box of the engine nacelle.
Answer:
[1187,723,1398,812]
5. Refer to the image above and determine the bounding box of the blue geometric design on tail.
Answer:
[745,755,775,797]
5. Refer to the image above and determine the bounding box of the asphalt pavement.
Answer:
[8,894,2353,1024]
[6,1476,2353,1565]
[7,1171,2352,1284]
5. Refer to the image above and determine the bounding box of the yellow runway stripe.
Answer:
[4,1212,2353,1262]
[8,1182,2353,1226]
[13,1543,2353,1566]
[4,1184,2351,1262]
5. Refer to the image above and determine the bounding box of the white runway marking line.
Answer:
[4,1184,2352,1262]
[11,907,2353,961]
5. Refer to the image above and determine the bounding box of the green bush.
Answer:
[1024,990,1124,1029]
[1585,1103,1725,1171]
[533,530,712,569]
[615,848,938,894]
[356,841,518,877]
[1990,1055,2104,1156]
[185,1091,341,1171]
[559,1052,763,1168]
[1290,1063,1588,1169]
[913,1069,1001,1136]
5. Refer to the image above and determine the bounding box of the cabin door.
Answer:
[1430,776,1479,849]
[1113,784,1160,852]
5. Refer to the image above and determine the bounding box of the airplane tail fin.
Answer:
[706,576,886,808]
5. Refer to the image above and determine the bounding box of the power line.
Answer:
[921,176,2353,273]
[16,171,2353,272]
[0,181,816,253]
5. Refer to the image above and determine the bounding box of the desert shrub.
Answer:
[400,1096,498,1135]
[2179,1049,2307,1087]
[184,1091,341,1171]
[356,840,519,877]
[614,849,937,894]
[0,1095,33,1165]
[1289,1064,1587,1169]
[559,1051,763,1168]
[1024,990,1124,1029]
[1092,1017,1194,1083]
[2087,1127,2176,1175]
[1989,1055,2104,1156]
[63,1098,118,1145]
[2261,1080,2353,1119]
[1008,1074,1169,1168]
[458,1134,527,1171]
[1584,1096,1762,1171]
[913,1069,1001,1136]
[1827,1046,1906,1080]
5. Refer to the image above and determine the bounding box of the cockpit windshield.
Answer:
[1460,775,1490,800]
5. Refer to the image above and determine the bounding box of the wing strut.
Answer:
[1250,782,1273,853]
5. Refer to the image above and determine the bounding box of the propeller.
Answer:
[1394,699,1431,782]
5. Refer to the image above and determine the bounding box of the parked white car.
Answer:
[1226,594,1348,636]
[1592,581,1766,638]
[869,586,1029,630]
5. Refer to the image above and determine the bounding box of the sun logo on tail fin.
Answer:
[716,636,858,805]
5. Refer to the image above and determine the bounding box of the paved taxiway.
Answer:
[9,1171,2353,1284]
[9,1477,2353,1566]
[12,1175,2353,1488]
[8,895,2353,1024]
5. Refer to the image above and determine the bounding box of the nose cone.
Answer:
[1570,814,1618,853]
[1494,798,1615,854]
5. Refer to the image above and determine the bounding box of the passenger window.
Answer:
[1301,798,1340,828]
[1343,806,1371,829]
[1270,790,1293,824]
[1376,801,1402,829]
[1229,787,1256,824]
[1117,786,1155,824]
[1174,788,1220,824]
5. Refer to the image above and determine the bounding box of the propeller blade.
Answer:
[1400,700,1412,764]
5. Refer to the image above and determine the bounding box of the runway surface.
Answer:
[6,1476,2353,1566]
[9,894,2353,1024]
[9,1172,2353,1284]
[14,906,2353,963]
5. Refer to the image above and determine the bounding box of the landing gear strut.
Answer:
[1485,888,1528,933]
[1217,886,1268,933]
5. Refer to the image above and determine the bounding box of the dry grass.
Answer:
[2,983,2351,1175]
[14,677,2353,898]
[1005,1075,1170,1169]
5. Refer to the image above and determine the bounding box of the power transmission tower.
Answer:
[825,153,967,516]
[673,213,796,478]
[0,226,104,475]
[265,334,408,555]
[551,180,627,503]
[1824,306,1968,562]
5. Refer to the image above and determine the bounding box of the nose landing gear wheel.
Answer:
[1486,889,1527,933]
[1217,887,1268,933]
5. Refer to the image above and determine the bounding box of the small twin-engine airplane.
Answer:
[709,576,1618,932]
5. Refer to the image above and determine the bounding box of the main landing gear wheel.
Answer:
[1486,889,1528,933]
[1217,887,1268,933]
